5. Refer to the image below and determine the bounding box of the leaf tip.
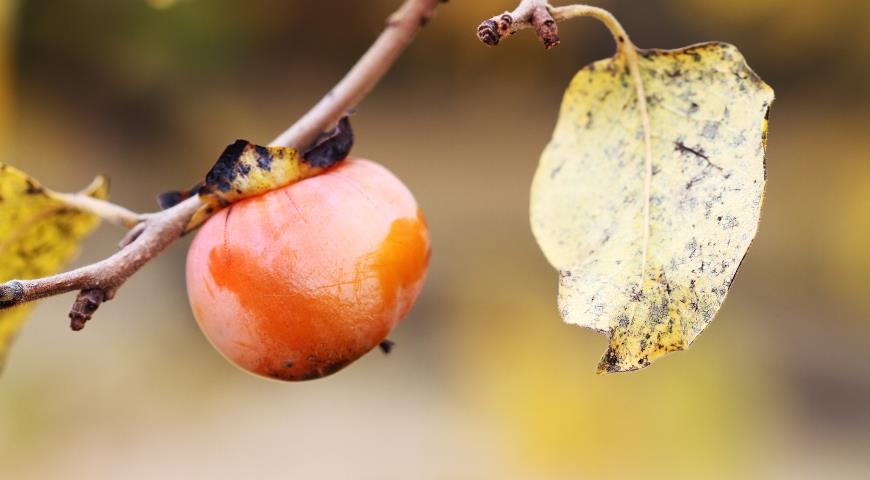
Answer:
[82,174,110,200]
[596,347,649,375]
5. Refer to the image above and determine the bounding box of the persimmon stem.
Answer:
[477,1,654,279]
[0,0,445,325]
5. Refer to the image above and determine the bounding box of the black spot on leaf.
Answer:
[254,146,272,172]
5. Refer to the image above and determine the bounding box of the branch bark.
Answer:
[0,0,445,327]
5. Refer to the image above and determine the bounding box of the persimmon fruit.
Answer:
[185,158,430,381]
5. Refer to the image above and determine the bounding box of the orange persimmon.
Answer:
[185,159,430,381]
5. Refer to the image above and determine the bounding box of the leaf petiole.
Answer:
[47,176,142,229]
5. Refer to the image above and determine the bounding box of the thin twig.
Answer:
[0,0,445,325]
[477,1,654,280]
[47,190,142,229]
[271,0,447,151]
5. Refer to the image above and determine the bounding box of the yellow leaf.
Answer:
[160,117,354,232]
[531,42,774,373]
[0,164,108,370]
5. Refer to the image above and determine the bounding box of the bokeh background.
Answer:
[1,0,869,478]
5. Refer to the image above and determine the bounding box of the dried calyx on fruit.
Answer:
[159,117,354,232]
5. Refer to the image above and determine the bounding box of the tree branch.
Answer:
[0,0,446,327]
[272,0,447,151]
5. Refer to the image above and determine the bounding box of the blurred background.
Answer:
[1,0,869,478]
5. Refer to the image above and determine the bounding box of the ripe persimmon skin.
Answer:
[186,159,430,381]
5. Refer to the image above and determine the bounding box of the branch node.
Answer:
[531,6,560,49]
[70,289,106,331]
[118,221,147,249]
[477,19,502,46]
[478,2,561,49]
[0,281,25,308]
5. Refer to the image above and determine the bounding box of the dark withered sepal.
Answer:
[303,116,354,169]
[156,118,352,213]
[157,183,202,210]
[156,139,254,209]
[205,140,250,193]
